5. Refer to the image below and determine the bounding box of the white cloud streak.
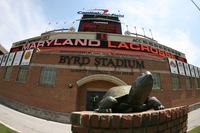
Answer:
[104,0,200,66]
[157,30,200,66]
[0,0,48,51]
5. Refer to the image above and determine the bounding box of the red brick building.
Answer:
[0,10,200,123]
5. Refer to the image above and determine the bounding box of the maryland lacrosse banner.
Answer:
[189,65,195,77]
[6,52,15,66]
[13,51,24,66]
[1,53,9,66]
[168,58,178,74]
[177,60,185,76]
[194,66,199,78]
[21,49,34,65]
[198,68,200,77]
[0,55,3,64]
[184,63,191,77]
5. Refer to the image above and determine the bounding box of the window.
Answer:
[152,73,161,90]
[171,74,180,89]
[159,45,164,50]
[3,67,12,81]
[16,66,29,83]
[153,43,158,48]
[195,78,200,89]
[185,77,192,89]
[148,41,153,46]
[198,79,200,90]
[39,67,56,86]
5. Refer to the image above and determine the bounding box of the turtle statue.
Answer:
[95,71,164,113]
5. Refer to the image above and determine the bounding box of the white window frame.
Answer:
[3,67,12,81]
[39,67,56,86]
[171,74,180,90]
[152,73,161,90]
[16,66,29,83]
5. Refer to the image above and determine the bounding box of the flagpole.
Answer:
[190,0,200,12]
[142,27,146,37]
[134,26,137,36]
[149,29,154,39]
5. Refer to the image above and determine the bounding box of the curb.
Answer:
[189,102,200,112]
[0,121,22,133]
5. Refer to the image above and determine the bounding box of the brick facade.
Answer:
[0,50,200,123]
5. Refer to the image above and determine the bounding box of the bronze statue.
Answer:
[95,71,164,113]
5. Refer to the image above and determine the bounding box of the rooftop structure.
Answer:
[0,43,8,55]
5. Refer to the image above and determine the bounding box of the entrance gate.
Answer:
[86,91,106,111]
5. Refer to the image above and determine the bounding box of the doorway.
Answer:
[86,91,106,111]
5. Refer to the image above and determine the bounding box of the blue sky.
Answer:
[0,0,200,66]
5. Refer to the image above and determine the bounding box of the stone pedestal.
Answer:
[71,106,188,133]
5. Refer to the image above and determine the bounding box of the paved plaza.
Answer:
[0,104,71,133]
[0,104,200,133]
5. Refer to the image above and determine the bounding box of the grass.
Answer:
[0,123,17,133]
[188,126,200,133]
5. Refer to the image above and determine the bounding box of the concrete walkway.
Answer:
[187,107,200,131]
[0,104,71,133]
[0,103,200,133]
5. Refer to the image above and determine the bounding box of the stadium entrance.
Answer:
[86,91,106,111]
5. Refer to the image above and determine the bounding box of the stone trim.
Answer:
[76,74,127,87]
[31,63,141,73]
[31,63,170,75]
[0,96,71,123]
[35,51,165,62]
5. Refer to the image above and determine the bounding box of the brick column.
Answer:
[71,106,188,133]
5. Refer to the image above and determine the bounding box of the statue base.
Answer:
[71,106,188,133]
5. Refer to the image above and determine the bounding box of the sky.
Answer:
[0,0,200,66]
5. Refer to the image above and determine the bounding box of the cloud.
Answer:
[0,0,48,51]
[104,0,200,66]
[156,30,200,66]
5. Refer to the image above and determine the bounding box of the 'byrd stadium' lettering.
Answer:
[20,38,178,60]
[59,55,144,69]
